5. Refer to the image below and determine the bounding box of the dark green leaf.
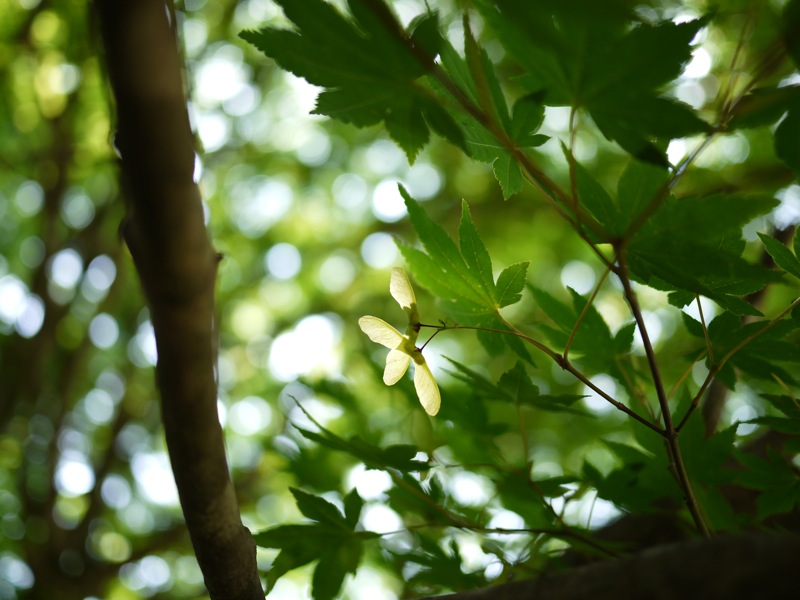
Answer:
[443,357,503,396]
[477,0,709,162]
[291,487,348,527]
[748,415,800,435]
[761,394,800,418]
[343,489,364,529]
[254,523,350,592]
[775,108,800,178]
[628,194,781,313]
[592,96,708,165]
[266,545,319,592]
[408,11,442,64]
[510,94,546,144]
[464,16,510,133]
[384,98,430,162]
[616,159,669,233]
[497,361,539,403]
[311,538,363,600]
[398,243,489,315]
[727,86,800,130]
[496,262,529,307]
[613,322,636,354]
[254,523,333,549]
[434,37,545,198]
[758,233,800,279]
[423,101,468,153]
[407,535,487,590]
[241,0,443,160]
[681,312,704,337]
[783,0,800,69]
[794,231,800,260]
[295,426,429,472]
[494,472,558,528]
[572,157,619,237]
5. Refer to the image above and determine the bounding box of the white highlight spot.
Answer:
[361,233,399,269]
[582,374,617,414]
[131,453,179,506]
[683,48,712,79]
[450,472,492,506]
[372,180,407,222]
[0,276,26,324]
[347,465,392,500]
[89,313,119,349]
[362,504,402,534]
[49,249,83,289]
[560,261,596,295]
[16,295,44,338]
[229,396,273,436]
[268,314,341,381]
[265,243,302,280]
[55,456,95,497]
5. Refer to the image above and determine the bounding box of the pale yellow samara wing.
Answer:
[413,353,441,416]
[384,349,411,385]
[390,267,416,311]
[358,316,404,349]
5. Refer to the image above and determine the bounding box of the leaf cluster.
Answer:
[254,487,377,600]
[241,0,800,596]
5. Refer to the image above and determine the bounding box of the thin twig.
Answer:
[419,320,664,435]
[616,253,710,537]
[676,296,800,431]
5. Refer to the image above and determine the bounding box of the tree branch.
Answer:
[94,1,262,598]
[422,533,799,600]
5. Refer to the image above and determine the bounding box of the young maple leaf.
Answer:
[359,268,441,416]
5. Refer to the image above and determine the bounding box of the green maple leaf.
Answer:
[240,0,462,161]
[476,0,710,164]
[436,36,548,198]
[627,194,781,315]
[398,189,530,358]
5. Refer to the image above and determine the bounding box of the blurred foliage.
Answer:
[1,0,800,599]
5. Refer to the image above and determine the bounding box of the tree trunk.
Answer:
[423,532,798,600]
[94,1,263,598]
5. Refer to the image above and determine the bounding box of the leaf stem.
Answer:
[676,296,800,432]
[418,320,663,435]
[391,522,618,558]
[616,253,709,537]
[388,471,474,529]
[667,349,708,401]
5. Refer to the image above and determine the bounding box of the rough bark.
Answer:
[94,1,263,598]
[423,532,798,600]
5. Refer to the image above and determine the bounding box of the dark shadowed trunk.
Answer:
[94,1,263,597]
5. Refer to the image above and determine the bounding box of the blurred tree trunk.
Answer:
[94,1,262,598]
[423,532,797,600]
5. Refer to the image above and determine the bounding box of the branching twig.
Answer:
[616,253,709,537]
[419,320,663,435]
